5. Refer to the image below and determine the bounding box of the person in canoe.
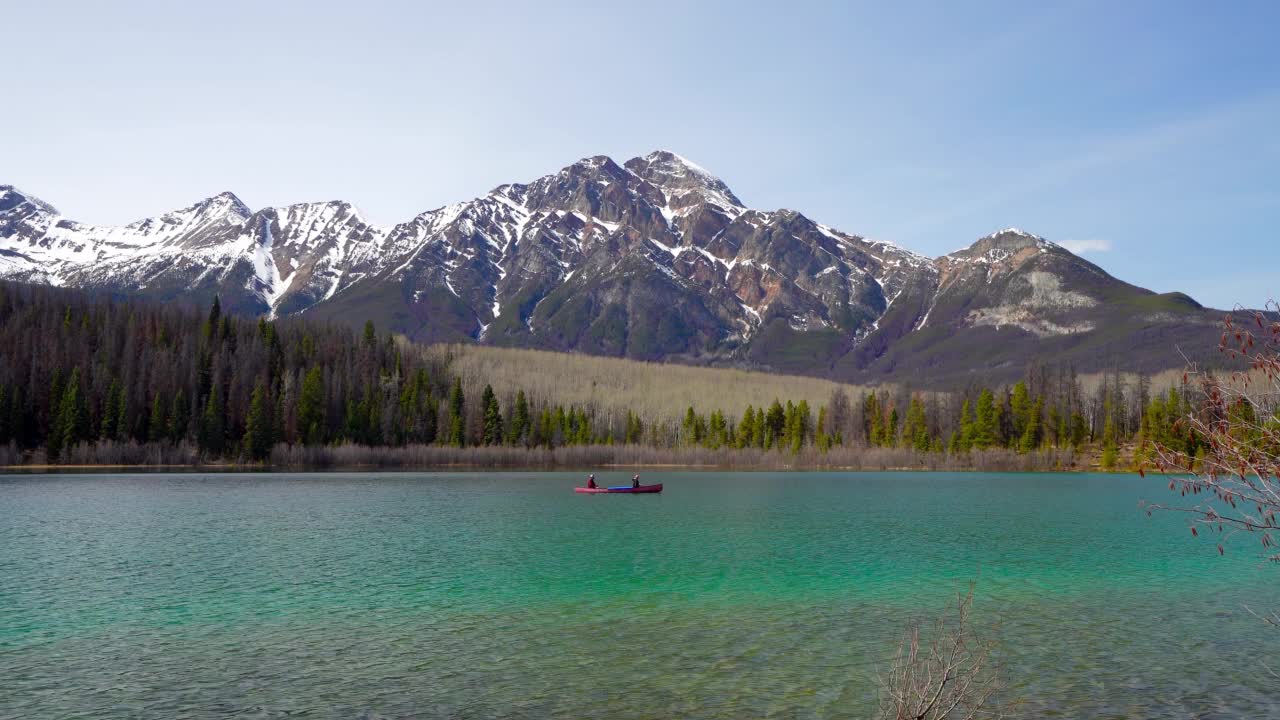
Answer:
[631,474,640,489]
[586,474,598,489]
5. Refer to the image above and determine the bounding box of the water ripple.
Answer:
[1,472,1276,718]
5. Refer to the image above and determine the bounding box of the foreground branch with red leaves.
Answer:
[1141,301,1280,562]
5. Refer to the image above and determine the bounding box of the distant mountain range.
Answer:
[0,151,1230,385]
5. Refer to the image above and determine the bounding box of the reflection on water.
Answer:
[1,472,1276,718]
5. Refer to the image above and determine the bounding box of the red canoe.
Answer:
[574,483,663,494]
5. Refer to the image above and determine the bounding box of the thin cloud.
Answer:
[1058,239,1112,254]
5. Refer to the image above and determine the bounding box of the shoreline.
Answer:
[1,440,1137,475]
[1,461,1124,474]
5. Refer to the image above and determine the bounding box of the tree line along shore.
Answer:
[0,280,1221,471]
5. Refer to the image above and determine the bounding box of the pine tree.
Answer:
[341,398,359,442]
[398,369,437,446]
[782,400,796,449]
[816,403,831,453]
[1009,381,1031,443]
[481,384,503,445]
[362,386,383,445]
[273,388,288,447]
[1018,398,1043,454]
[447,377,465,447]
[738,405,756,449]
[882,406,898,448]
[765,400,785,449]
[51,368,89,460]
[707,410,726,449]
[509,390,530,445]
[973,390,999,450]
[795,400,811,449]
[200,386,226,456]
[1069,412,1089,449]
[679,407,697,446]
[535,408,552,448]
[114,390,128,444]
[203,296,222,341]
[298,367,325,445]
[61,370,85,447]
[865,392,883,446]
[902,395,930,451]
[218,315,235,350]
[573,408,592,445]
[363,320,377,350]
[197,348,214,402]
[148,392,167,443]
[1101,415,1118,470]
[45,375,64,455]
[168,390,188,443]
[421,385,439,445]
[244,381,273,461]
[551,406,567,446]
[100,379,122,441]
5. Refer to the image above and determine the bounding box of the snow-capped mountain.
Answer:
[0,152,1225,384]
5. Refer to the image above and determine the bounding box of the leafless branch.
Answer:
[876,583,1011,720]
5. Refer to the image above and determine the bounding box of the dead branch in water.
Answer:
[877,584,1010,720]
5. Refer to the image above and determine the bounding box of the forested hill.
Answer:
[0,280,1203,469]
[0,281,448,463]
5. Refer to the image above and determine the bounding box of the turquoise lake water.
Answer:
[1,471,1277,718]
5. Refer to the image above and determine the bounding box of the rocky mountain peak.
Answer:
[126,192,252,239]
[158,192,252,228]
[568,154,628,177]
[0,185,58,216]
[948,227,1053,263]
[624,150,744,212]
[202,191,251,218]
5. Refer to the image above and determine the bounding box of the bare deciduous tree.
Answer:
[1141,301,1280,562]
[877,584,1010,720]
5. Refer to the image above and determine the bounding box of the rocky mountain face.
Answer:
[0,152,1226,385]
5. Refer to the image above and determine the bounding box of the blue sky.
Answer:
[8,0,1278,309]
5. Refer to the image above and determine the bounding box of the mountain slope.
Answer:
[838,228,1224,384]
[0,154,1230,385]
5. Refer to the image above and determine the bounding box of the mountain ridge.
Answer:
[0,152,1229,385]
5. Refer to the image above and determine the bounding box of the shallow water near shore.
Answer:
[2,471,1276,718]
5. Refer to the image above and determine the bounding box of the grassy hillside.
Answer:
[434,343,875,426]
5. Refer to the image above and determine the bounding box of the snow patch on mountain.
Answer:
[251,220,293,318]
